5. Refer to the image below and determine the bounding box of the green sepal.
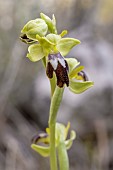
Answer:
[56,123,66,142]
[65,58,80,73]
[58,141,69,170]
[36,35,54,56]
[31,144,50,157]
[21,18,48,40]
[65,130,76,150]
[69,81,94,94]
[46,34,61,44]
[57,38,81,56]
[40,13,57,34]
[27,44,44,62]
[69,65,84,79]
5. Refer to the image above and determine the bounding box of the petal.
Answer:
[57,38,81,56]
[46,34,61,44]
[27,25,47,40]
[65,58,80,73]
[36,35,54,56]
[31,144,50,157]
[60,30,68,37]
[69,80,94,94]
[69,65,84,79]
[21,18,48,40]
[64,122,70,140]
[56,123,66,142]
[27,44,44,62]
[65,130,76,150]
[40,13,57,34]
[57,141,69,170]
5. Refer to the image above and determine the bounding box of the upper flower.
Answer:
[20,13,94,92]
[20,12,80,60]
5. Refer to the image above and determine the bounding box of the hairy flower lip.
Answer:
[46,52,69,88]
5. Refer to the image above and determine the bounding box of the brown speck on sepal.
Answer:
[46,62,54,78]
[55,61,69,88]
[78,71,88,81]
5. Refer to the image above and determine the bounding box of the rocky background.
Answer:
[0,0,113,170]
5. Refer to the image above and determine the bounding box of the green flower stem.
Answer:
[58,141,69,170]
[49,86,64,170]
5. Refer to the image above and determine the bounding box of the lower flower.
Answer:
[46,54,94,92]
[31,122,76,157]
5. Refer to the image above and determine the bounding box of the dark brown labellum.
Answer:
[46,53,69,88]
[46,62,54,79]
[55,61,69,88]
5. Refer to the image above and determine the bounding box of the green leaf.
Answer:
[31,144,50,157]
[40,13,57,34]
[27,44,44,62]
[57,38,81,56]
[46,34,61,44]
[69,81,94,94]
[65,58,80,73]
[21,18,48,40]
[65,130,76,150]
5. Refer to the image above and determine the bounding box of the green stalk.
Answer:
[49,86,64,170]
[58,141,69,170]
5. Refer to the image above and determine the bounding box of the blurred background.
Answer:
[0,0,113,170]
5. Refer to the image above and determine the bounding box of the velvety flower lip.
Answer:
[46,52,69,88]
